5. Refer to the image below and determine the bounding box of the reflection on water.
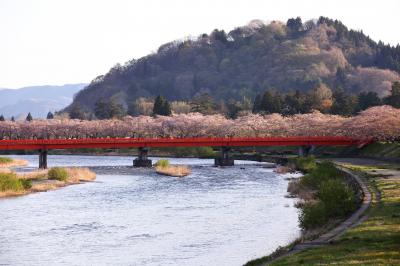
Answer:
[0,155,300,266]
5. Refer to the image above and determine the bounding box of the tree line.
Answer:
[252,81,400,117]
[0,106,399,142]
[1,82,399,122]
[64,81,400,120]
[0,112,54,122]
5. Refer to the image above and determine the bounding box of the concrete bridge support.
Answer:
[133,147,152,167]
[215,147,234,166]
[298,145,316,157]
[38,149,48,169]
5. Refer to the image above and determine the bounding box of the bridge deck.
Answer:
[0,136,370,151]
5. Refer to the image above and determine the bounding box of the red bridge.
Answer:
[0,136,371,168]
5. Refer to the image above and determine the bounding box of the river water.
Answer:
[0,155,300,266]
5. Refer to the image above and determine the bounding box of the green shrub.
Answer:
[317,179,357,218]
[154,159,170,168]
[0,173,24,192]
[298,161,358,230]
[0,157,13,164]
[294,156,316,173]
[20,179,32,189]
[299,201,327,229]
[300,161,341,189]
[48,167,68,181]
[196,147,216,158]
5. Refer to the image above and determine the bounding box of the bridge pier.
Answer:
[298,145,315,157]
[38,149,48,169]
[133,147,152,167]
[215,147,234,166]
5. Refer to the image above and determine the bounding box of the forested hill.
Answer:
[67,17,400,113]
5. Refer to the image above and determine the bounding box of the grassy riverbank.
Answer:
[246,157,363,266]
[0,157,28,168]
[266,159,400,265]
[0,161,96,198]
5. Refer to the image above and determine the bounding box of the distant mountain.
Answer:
[67,17,400,114]
[0,84,86,119]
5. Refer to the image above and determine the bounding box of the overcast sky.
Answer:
[1,0,399,89]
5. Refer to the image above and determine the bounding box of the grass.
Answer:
[0,167,96,198]
[48,167,68,181]
[244,239,302,266]
[268,163,400,265]
[154,159,170,168]
[0,157,13,164]
[0,172,24,192]
[0,157,28,168]
[359,142,400,158]
[0,172,32,197]
[292,156,317,173]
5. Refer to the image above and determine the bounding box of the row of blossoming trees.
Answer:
[0,106,399,141]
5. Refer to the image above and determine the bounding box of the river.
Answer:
[0,155,300,266]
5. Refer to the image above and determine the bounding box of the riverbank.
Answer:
[0,165,96,198]
[245,157,368,265]
[248,158,400,265]
[0,157,28,168]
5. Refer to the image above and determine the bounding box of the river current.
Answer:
[0,155,300,266]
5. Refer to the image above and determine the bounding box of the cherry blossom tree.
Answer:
[0,106,399,141]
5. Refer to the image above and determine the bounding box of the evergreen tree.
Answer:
[26,112,33,122]
[153,95,171,116]
[384,82,400,108]
[260,90,274,113]
[153,95,165,116]
[286,17,303,32]
[161,99,172,116]
[258,90,282,114]
[283,90,304,115]
[190,94,216,115]
[0,115,4,121]
[392,81,400,95]
[46,111,54,119]
[127,101,137,116]
[331,88,356,116]
[252,94,262,113]
[357,91,381,111]
[211,29,228,44]
[335,67,347,88]
[272,92,283,113]
[226,100,242,119]
[11,116,15,122]
[69,104,85,120]
[94,98,125,119]
[108,99,125,118]
[94,99,110,119]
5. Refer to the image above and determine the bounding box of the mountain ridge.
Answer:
[0,83,87,119]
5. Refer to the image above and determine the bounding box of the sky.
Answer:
[0,0,399,89]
